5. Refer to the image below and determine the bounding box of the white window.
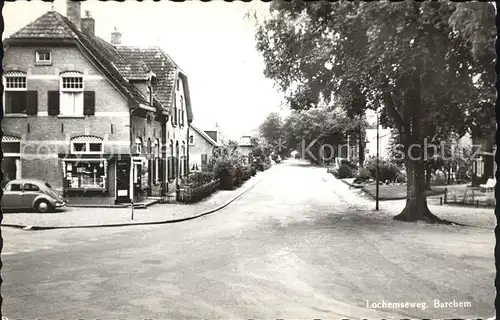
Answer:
[1,136,22,185]
[35,51,52,65]
[154,139,160,183]
[3,72,27,114]
[188,134,195,145]
[70,136,103,155]
[135,138,143,154]
[60,72,84,116]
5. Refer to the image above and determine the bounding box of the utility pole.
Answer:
[376,110,380,211]
[131,163,134,220]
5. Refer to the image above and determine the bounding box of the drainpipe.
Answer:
[186,123,190,176]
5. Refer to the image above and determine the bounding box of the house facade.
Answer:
[237,135,253,164]
[2,2,192,204]
[188,124,219,171]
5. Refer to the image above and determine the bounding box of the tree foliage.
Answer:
[253,0,494,222]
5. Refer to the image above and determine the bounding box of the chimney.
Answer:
[66,0,82,30]
[111,27,122,45]
[81,11,95,35]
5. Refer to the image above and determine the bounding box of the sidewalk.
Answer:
[1,169,272,230]
[335,176,495,230]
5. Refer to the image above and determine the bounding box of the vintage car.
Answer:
[1,179,67,213]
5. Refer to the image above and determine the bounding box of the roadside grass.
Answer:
[361,183,446,200]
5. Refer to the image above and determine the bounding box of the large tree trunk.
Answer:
[394,157,446,222]
[358,128,365,168]
[393,75,448,224]
[425,164,432,191]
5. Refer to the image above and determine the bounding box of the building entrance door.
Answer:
[116,159,130,203]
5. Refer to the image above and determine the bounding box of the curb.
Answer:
[1,174,266,231]
[66,199,160,209]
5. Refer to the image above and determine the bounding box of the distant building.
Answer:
[188,124,219,171]
[364,127,392,159]
[237,135,253,164]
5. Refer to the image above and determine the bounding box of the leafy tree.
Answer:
[253,0,492,222]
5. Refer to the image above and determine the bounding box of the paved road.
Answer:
[1,160,495,319]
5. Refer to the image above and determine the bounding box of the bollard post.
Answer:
[476,200,479,208]
[440,197,443,205]
[471,189,475,203]
[444,188,448,204]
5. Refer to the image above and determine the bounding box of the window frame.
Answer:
[135,138,143,155]
[70,141,103,155]
[60,72,84,116]
[35,50,52,65]
[3,73,28,115]
[23,183,40,192]
[7,183,23,192]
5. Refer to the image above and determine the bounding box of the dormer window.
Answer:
[35,51,52,65]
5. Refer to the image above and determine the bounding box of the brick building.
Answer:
[2,2,192,204]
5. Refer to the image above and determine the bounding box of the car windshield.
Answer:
[45,183,53,189]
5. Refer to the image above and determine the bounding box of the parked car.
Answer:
[1,179,67,213]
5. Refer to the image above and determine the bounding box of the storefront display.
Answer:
[63,159,107,190]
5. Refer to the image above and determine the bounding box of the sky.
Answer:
[3,0,287,140]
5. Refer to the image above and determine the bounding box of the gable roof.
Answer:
[190,124,219,147]
[238,136,253,147]
[6,11,170,112]
[116,46,193,122]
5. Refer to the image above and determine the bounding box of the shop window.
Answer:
[64,160,107,189]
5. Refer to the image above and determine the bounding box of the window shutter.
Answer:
[26,91,38,115]
[83,91,95,115]
[175,157,179,177]
[47,91,60,115]
[168,158,172,180]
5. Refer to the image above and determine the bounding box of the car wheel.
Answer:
[35,200,52,213]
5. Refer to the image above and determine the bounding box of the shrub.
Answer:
[340,159,358,170]
[185,171,216,188]
[395,171,407,183]
[180,180,220,204]
[335,163,355,179]
[354,167,371,184]
[365,158,400,182]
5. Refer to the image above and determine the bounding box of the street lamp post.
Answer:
[376,109,380,211]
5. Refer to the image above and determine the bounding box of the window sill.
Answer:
[58,115,85,119]
[4,113,27,118]
[35,62,52,66]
